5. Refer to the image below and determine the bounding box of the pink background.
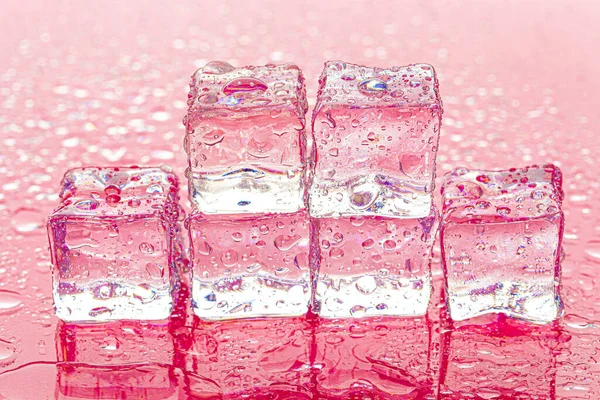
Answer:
[1,0,599,398]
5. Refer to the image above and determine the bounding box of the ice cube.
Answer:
[47,166,182,322]
[184,61,308,214]
[188,210,311,320]
[440,164,564,323]
[309,61,442,218]
[312,206,439,318]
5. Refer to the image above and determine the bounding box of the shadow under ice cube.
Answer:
[184,61,308,214]
[310,61,442,219]
[440,165,564,323]
[47,167,181,322]
[188,210,311,320]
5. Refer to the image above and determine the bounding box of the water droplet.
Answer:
[496,206,511,215]
[383,240,396,251]
[476,175,491,184]
[456,182,484,199]
[146,184,164,194]
[355,276,377,295]
[11,208,43,234]
[145,262,164,279]
[139,242,155,254]
[367,132,376,141]
[0,340,16,366]
[516,245,526,255]
[274,234,302,252]
[350,305,367,317]
[75,199,99,210]
[128,198,141,208]
[197,241,212,255]
[248,138,274,158]
[202,61,235,75]
[275,267,289,277]
[329,248,344,259]
[221,249,239,266]
[531,190,547,200]
[202,130,226,146]
[89,307,113,318]
[231,232,243,242]
[106,193,121,206]
[362,239,374,249]
[0,290,22,315]
[341,73,356,81]
[358,79,388,95]
[104,185,121,195]
[328,148,339,157]
[409,80,421,88]
[222,77,268,95]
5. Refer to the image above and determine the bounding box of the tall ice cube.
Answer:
[47,167,182,322]
[310,61,442,218]
[184,61,308,214]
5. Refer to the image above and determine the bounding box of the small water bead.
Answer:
[106,193,121,206]
[409,80,421,88]
[358,79,388,95]
[222,77,268,95]
[274,234,302,252]
[202,130,226,146]
[202,61,235,75]
[383,240,396,251]
[362,239,375,249]
[476,175,491,184]
[350,305,367,317]
[531,189,546,200]
[146,184,164,194]
[496,206,511,215]
[516,245,526,255]
[75,199,99,210]
[329,248,344,259]
[139,242,154,254]
[355,276,377,295]
[456,182,484,199]
[341,73,356,81]
[231,232,243,242]
[128,198,141,208]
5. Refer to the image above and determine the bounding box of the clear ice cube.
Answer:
[440,164,564,323]
[47,167,182,322]
[188,210,311,320]
[309,61,442,218]
[184,61,308,214]
[312,206,439,318]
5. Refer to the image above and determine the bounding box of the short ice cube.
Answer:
[184,61,308,214]
[188,210,311,320]
[47,167,181,322]
[440,164,564,323]
[310,61,442,218]
[312,206,439,318]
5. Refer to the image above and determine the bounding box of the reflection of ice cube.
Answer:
[441,165,564,323]
[310,61,442,218]
[439,317,559,398]
[55,320,177,399]
[47,167,182,322]
[175,317,312,398]
[313,206,439,318]
[314,317,434,398]
[185,62,308,214]
[188,210,311,320]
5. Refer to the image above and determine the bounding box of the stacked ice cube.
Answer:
[184,62,312,320]
[310,61,443,318]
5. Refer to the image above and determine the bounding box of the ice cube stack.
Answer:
[47,60,565,325]
[310,61,442,317]
[184,62,312,319]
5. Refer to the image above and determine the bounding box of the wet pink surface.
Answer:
[0,0,599,398]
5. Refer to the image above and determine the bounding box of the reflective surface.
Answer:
[1,0,599,398]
